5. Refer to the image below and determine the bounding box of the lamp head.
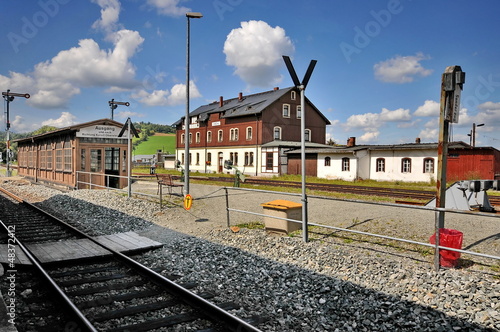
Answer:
[186,12,203,18]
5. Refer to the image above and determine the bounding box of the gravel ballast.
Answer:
[1,178,499,331]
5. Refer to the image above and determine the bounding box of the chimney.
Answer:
[415,137,421,144]
[274,87,279,91]
[219,96,223,107]
[238,92,243,101]
[347,137,356,147]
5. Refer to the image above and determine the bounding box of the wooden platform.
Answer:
[0,232,163,265]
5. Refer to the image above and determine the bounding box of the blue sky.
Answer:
[1,0,500,148]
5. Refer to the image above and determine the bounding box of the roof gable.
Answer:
[173,87,330,125]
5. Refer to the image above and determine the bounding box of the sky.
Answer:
[1,0,500,148]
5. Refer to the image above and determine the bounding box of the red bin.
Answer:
[429,229,463,268]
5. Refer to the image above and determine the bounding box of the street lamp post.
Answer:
[184,11,202,196]
[472,123,484,147]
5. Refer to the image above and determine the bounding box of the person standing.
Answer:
[150,155,157,174]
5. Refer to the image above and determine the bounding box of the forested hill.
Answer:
[133,122,175,135]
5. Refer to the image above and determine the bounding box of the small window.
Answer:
[195,132,200,143]
[80,149,86,171]
[325,156,331,167]
[266,152,273,170]
[304,129,311,142]
[291,90,296,100]
[424,158,434,173]
[249,152,254,166]
[189,133,192,144]
[181,134,185,144]
[230,128,239,141]
[196,153,200,165]
[207,131,212,143]
[274,126,282,140]
[297,105,302,119]
[282,104,290,118]
[207,152,212,165]
[342,157,350,171]
[402,158,412,173]
[376,158,385,172]
[246,127,252,140]
[218,130,223,142]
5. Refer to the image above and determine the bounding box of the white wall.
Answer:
[368,149,437,182]
[318,153,358,181]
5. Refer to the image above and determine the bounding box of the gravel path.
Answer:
[1,177,499,331]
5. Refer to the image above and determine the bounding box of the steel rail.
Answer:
[0,220,98,332]
[0,187,262,332]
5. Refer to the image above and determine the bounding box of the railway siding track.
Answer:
[0,188,262,331]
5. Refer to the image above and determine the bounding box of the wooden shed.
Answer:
[14,119,133,189]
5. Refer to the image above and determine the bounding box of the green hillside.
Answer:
[133,134,176,155]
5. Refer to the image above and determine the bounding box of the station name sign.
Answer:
[76,125,128,139]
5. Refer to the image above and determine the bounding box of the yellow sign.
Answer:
[183,194,193,210]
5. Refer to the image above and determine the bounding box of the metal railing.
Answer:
[223,187,500,270]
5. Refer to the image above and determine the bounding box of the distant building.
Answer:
[287,138,500,182]
[173,87,331,176]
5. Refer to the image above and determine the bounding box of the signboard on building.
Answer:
[76,125,128,139]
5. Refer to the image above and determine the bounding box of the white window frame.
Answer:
[246,126,252,140]
[282,104,290,118]
[273,126,282,140]
[304,129,311,142]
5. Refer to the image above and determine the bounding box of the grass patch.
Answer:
[236,221,265,229]
[134,134,176,155]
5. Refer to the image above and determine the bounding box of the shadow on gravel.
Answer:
[32,193,498,332]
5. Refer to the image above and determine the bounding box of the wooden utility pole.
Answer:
[435,65,465,270]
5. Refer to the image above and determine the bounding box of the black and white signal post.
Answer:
[2,90,30,177]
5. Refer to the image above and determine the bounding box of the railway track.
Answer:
[0,188,262,331]
[186,175,500,205]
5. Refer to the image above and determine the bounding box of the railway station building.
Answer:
[14,119,133,189]
[173,86,331,176]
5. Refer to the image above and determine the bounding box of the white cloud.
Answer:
[418,127,438,141]
[345,107,411,131]
[478,101,500,111]
[345,112,381,129]
[414,100,440,116]
[359,131,380,143]
[41,112,78,127]
[115,111,145,119]
[224,20,295,87]
[374,53,433,83]
[131,81,201,106]
[91,0,122,38]
[380,107,411,121]
[146,0,190,16]
[1,30,145,109]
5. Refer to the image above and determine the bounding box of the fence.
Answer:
[223,187,500,270]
